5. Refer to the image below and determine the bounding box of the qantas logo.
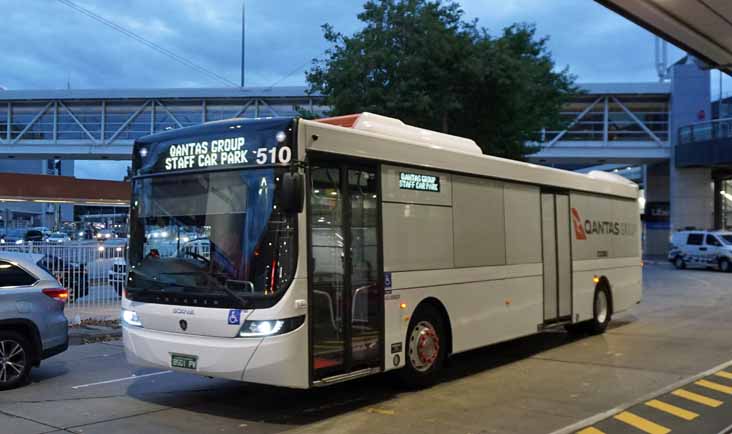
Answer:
[571,208,587,240]
[571,208,637,241]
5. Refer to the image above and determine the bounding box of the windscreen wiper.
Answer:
[128,269,251,308]
[218,283,252,309]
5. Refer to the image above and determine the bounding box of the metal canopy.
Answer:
[596,0,732,74]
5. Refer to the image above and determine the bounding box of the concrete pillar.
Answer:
[59,159,75,223]
[669,57,714,233]
[643,161,670,255]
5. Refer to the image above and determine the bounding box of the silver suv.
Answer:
[0,252,69,390]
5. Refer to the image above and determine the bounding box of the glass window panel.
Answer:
[310,167,345,371]
[348,169,380,367]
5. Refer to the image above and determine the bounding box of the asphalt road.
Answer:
[3,262,732,434]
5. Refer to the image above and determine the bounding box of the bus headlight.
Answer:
[121,308,143,327]
[238,316,305,337]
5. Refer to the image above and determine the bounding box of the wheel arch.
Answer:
[0,319,43,365]
[413,297,453,356]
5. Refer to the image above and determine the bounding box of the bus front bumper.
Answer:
[123,324,309,388]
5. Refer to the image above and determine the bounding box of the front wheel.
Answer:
[0,331,32,390]
[719,258,731,273]
[674,256,686,269]
[398,304,447,388]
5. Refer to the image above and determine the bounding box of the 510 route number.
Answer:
[256,147,292,165]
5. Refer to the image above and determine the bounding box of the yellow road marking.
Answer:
[696,379,732,395]
[645,399,699,420]
[715,371,732,380]
[672,388,723,407]
[577,427,606,434]
[614,411,670,434]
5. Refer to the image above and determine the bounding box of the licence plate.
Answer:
[171,353,198,370]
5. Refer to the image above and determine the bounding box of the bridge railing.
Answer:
[678,117,732,145]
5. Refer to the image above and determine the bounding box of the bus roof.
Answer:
[301,113,638,199]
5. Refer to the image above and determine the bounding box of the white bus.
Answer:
[122,113,642,388]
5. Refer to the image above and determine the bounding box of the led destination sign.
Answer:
[399,172,440,192]
[162,136,291,171]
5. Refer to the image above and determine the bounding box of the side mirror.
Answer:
[280,172,304,213]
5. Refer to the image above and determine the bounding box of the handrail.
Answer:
[678,117,732,145]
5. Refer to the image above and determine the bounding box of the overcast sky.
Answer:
[1,0,726,180]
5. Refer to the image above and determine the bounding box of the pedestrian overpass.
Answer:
[528,82,671,167]
[0,87,325,160]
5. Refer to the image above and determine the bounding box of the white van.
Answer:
[668,230,732,272]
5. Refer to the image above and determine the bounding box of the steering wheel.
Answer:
[181,250,210,265]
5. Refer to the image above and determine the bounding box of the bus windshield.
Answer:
[127,167,297,305]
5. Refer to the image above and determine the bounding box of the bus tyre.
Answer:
[586,285,612,335]
[565,285,612,336]
[0,331,32,390]
[399,304,446,388]
[673,256,686,270]
[719,258,731,273]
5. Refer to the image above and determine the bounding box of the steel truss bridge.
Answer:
[0,87,326,159]
[529,82,671,166]
[0,83,670,166]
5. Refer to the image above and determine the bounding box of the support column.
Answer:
[669,57,714,236]
[643,162,670,256]
[59,160,75,223]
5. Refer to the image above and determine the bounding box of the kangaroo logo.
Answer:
[571,208,587,241]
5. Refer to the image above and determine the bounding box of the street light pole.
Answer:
[241,0,246,88]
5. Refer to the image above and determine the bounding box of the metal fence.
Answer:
[0,240,126,320]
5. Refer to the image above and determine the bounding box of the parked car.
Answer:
[0,252,69,390]
[1,229,27,245]
[46,232,71,244]
[37,255,90,302]
[109,257,127,296]
[668,230,732,271]
[23,230,46,243]
[95,229,116,240]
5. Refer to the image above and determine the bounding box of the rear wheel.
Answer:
[566,284,612,336]
[719,258,731,273]
[674,256,686,269]
[0,331,32,390]
[399,304,447,388]
[587,286,612,334]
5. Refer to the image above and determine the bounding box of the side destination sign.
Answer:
[162,137,292,171]
[399,172,440,192]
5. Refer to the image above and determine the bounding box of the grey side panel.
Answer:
[541,194,557,321]
[504,183,542,264]
[556,195,572,318]
[382,202,454,271]
[452,175,506,267]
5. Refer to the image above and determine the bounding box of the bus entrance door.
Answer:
[308,163,383,382]
[541,193,572,323]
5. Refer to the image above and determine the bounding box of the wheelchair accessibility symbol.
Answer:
[384,272,392,289]
[228,309,241,325]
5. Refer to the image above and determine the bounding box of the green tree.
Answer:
[306,0,578,160]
